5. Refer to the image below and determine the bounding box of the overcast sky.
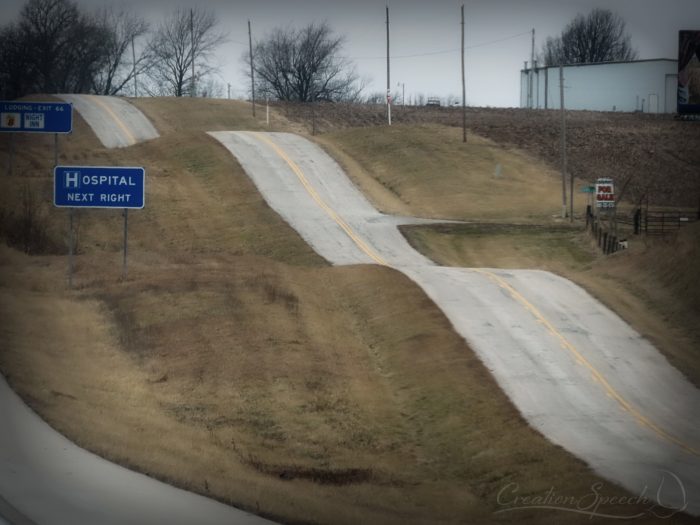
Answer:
[2,0,698,106]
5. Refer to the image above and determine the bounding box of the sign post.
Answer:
[54,166,145,284]
[595,177,616,242]
[123,209,128,280]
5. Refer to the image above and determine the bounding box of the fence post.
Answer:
[602,232,608,253]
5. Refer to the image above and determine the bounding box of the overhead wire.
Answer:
[342,30,531,60]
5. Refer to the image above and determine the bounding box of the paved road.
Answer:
[0,375,274,525]
[210,130,700,516]
[57,95,158,148]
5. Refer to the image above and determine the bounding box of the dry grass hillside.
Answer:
[0,96,696,524]
[282,102,700,209]
[316,124,570,222]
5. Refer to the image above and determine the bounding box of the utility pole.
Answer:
[248,19,256,117]
[227,83,231,100]
[559,65,567,219]
[131,35,137,97]
[529,28,535,109]
[190,8,195,97]
[570,147,574,222]
[461,4,467,143]
[386,5,391,126]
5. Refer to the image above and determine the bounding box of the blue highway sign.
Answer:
[0,101,72,133]
[54,166,145,209]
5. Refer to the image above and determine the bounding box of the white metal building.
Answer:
[520,59,678,113]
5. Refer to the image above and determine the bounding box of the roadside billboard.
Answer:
[678,30,700,114]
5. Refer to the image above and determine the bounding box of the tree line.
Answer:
[1,0,637,104]
[539,8,636,66]
[0,0,366,103]
[0,0,227,100]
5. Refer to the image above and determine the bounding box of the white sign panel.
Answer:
[595,177,615,209]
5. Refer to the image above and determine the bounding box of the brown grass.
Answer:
[316,124,571,222]
[0,97,694,524]
[281,102,700,209]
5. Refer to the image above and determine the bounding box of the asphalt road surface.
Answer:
[57,94,158,148]
[210,130,700,516]
[0,375,274,525]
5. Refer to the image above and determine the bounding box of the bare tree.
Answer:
[249,22,363,102]
[0,23,31,99]
[198,75,225,98]
[541,8,637,66]
[363,91,386,105]
[2,0,109,96]
[92,8,150,96]
[146,7,226,97]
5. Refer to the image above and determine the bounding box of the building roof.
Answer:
[522,58,677,73]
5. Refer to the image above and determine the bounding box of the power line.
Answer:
[343,30,531,60]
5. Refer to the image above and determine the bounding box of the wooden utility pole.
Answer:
[248,20,256,117]
[461,4,467,143]
[529,28,535,108]
[386,5,391,126]
[190,9,195,97]
[559,65,567,219]
[131,35,137,97]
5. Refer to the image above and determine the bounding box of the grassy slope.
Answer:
[314,123,699,387]
[0,98,691,524]
[316,124,570,222]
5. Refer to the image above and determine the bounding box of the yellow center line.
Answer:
[246,130,697,458]
[88,95,137,145]
[471,268,699,457]
[249,132,389,266]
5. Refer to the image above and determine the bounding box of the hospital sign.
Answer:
[54,166,145,209]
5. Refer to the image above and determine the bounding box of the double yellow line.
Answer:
[250,132,389,266]
[249,131,698,458]
[472,269,699,457]
[88,95,137,146]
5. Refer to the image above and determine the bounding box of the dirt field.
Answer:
[0,97,697,524]
[281,102,700,209]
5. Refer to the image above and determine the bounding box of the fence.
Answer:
[587,206,699,254]
[586,208,623,254]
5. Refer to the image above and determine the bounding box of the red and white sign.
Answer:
[595,178,615,208]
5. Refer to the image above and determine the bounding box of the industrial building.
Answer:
[520,58,678,113]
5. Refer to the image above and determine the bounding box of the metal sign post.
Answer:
[68,209,74,288]
[123,209,128,280]
[7,133,13,176]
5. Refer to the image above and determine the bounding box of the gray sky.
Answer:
[2,0,698,106]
